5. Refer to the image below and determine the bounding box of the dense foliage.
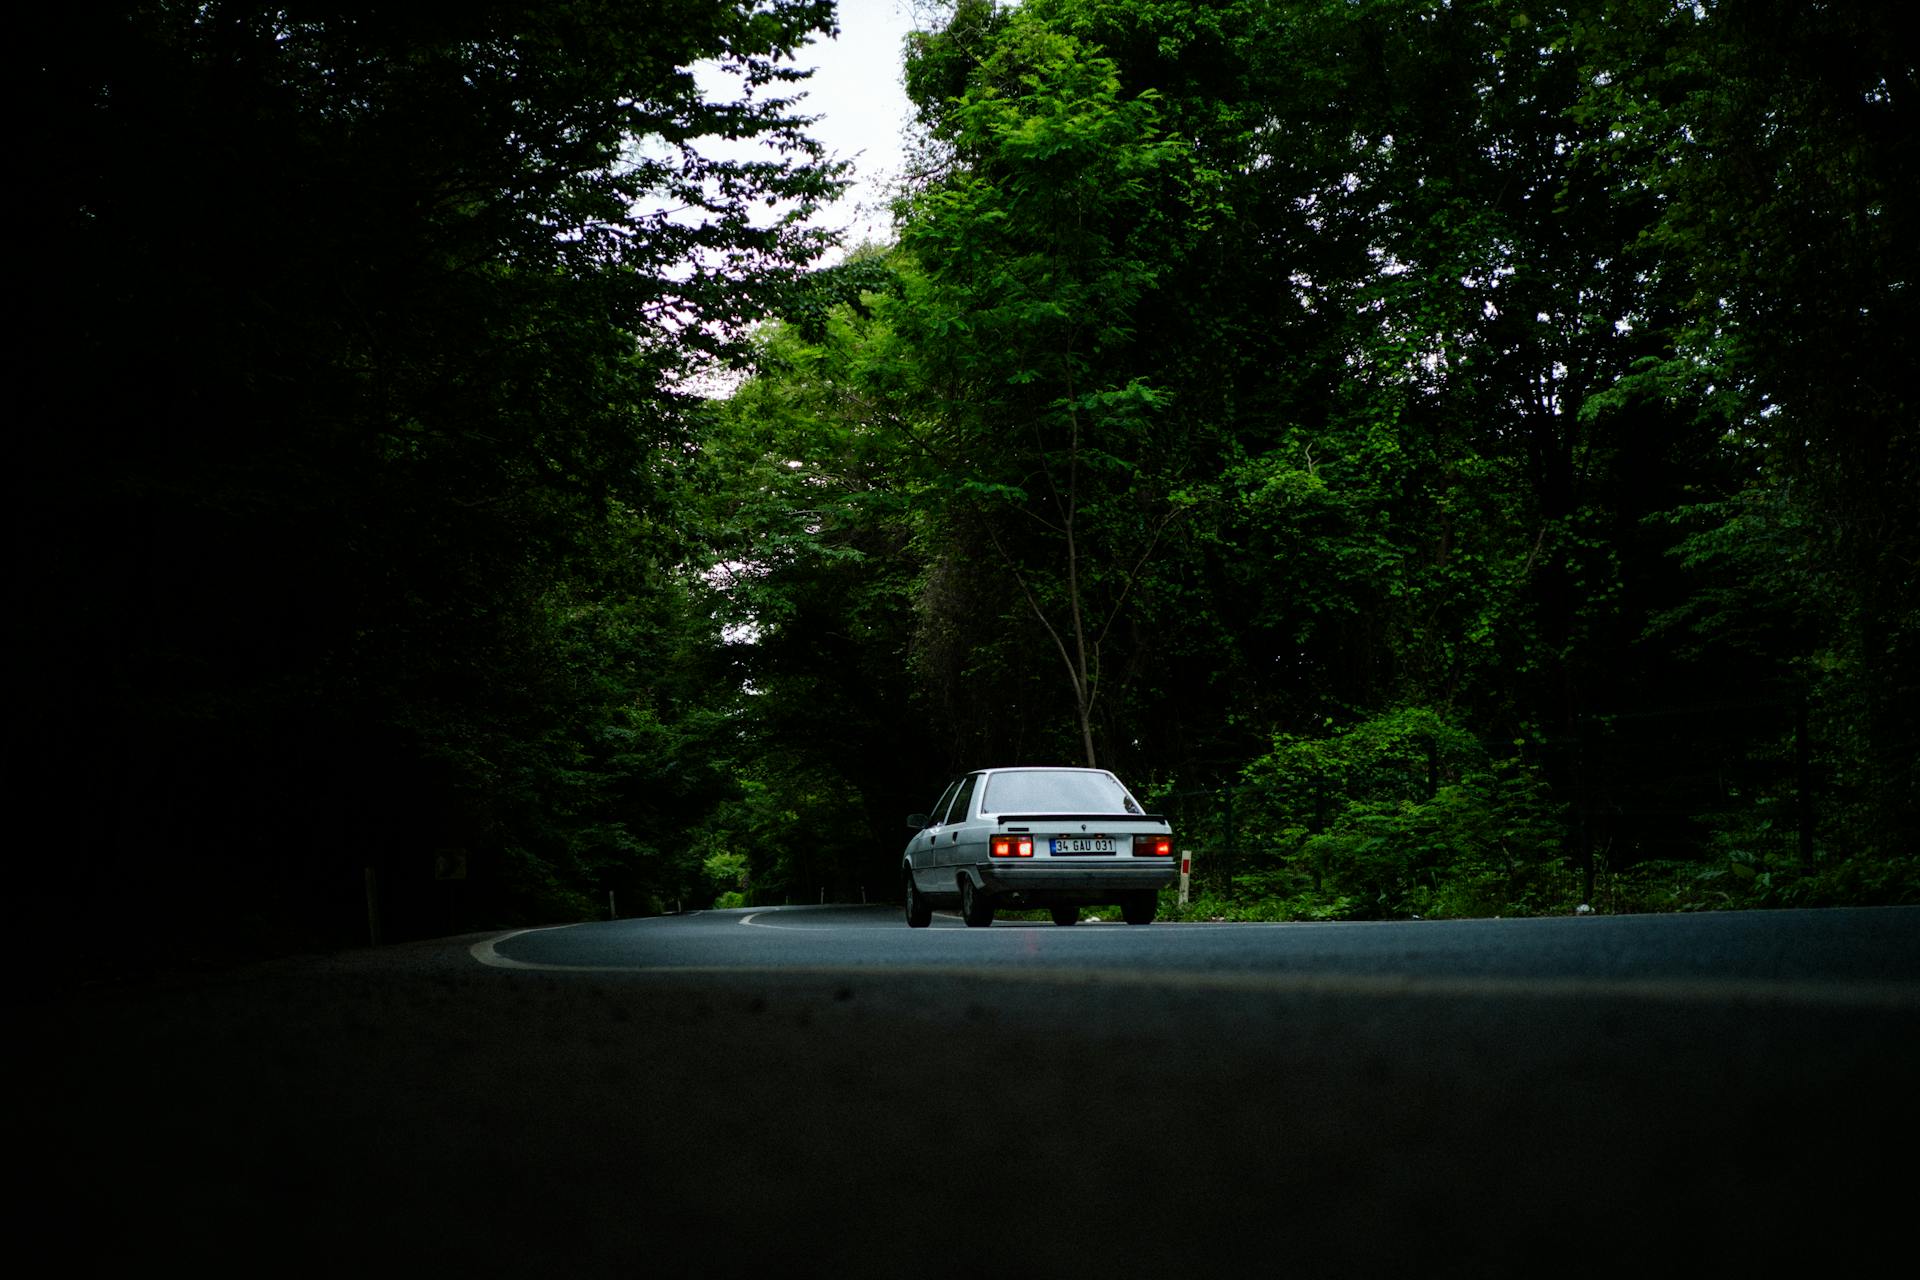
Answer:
[18,0,843,952]
[703,0,1916,917]
[16,0,1913,956]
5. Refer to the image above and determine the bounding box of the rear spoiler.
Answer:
[993,813,1167,823]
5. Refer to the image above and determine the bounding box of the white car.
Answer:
[902,767,1175,927]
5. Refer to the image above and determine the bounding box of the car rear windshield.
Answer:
[981,770,1142,815]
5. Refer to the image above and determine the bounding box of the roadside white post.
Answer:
[1179,850,1192,906]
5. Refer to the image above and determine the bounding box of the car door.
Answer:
[940,772,984,873]
[910,779,961,886]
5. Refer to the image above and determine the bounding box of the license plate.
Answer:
[1050,837,1115,854]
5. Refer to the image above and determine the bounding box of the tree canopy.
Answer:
[701,0,1915,916]
[18,0,845,951]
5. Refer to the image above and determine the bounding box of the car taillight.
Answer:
[991,834,1034,858]
[1133,835,1172,857]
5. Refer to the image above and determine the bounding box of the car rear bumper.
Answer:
[971,860,1176,901]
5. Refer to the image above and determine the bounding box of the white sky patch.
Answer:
[645,3,919,397]
[795,0,920,253]
[689,0,918,258]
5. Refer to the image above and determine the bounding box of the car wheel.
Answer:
[1050,905,1080,926]
[960,877,995,928]
[904,869,932,928]
[1121,892,1157,926]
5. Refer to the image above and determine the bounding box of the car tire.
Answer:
[1050,905,1080,926]
[904,869,932,928]
[1121,892,1157,926]
[960,877,995,928]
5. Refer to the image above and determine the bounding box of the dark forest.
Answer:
[17,1,1914,962]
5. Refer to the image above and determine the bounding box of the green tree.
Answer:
[1572,0,1918,872]
[690,252,935,901]
[895,3,1220,767]
[17,0,844,950]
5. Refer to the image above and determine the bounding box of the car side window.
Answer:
[926,779,961,827]
[944,774,979,825]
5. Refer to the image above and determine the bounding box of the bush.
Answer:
[1238,707,1566,919]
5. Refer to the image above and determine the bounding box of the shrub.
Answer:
[1239,707,1565,918]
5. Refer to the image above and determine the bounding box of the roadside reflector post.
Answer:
[1179,851,1192,905]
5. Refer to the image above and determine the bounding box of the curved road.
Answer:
[479,902,1919,1001]
[28,907,1920,1278]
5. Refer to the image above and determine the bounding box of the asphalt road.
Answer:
[26,907,1919,1278]
[482,901,1920,989]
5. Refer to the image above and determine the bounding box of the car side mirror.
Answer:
[907,813,930,830]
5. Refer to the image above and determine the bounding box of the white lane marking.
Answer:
[466,934,1918,1010]
[469,925,608,972]
[741,911,949,930]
